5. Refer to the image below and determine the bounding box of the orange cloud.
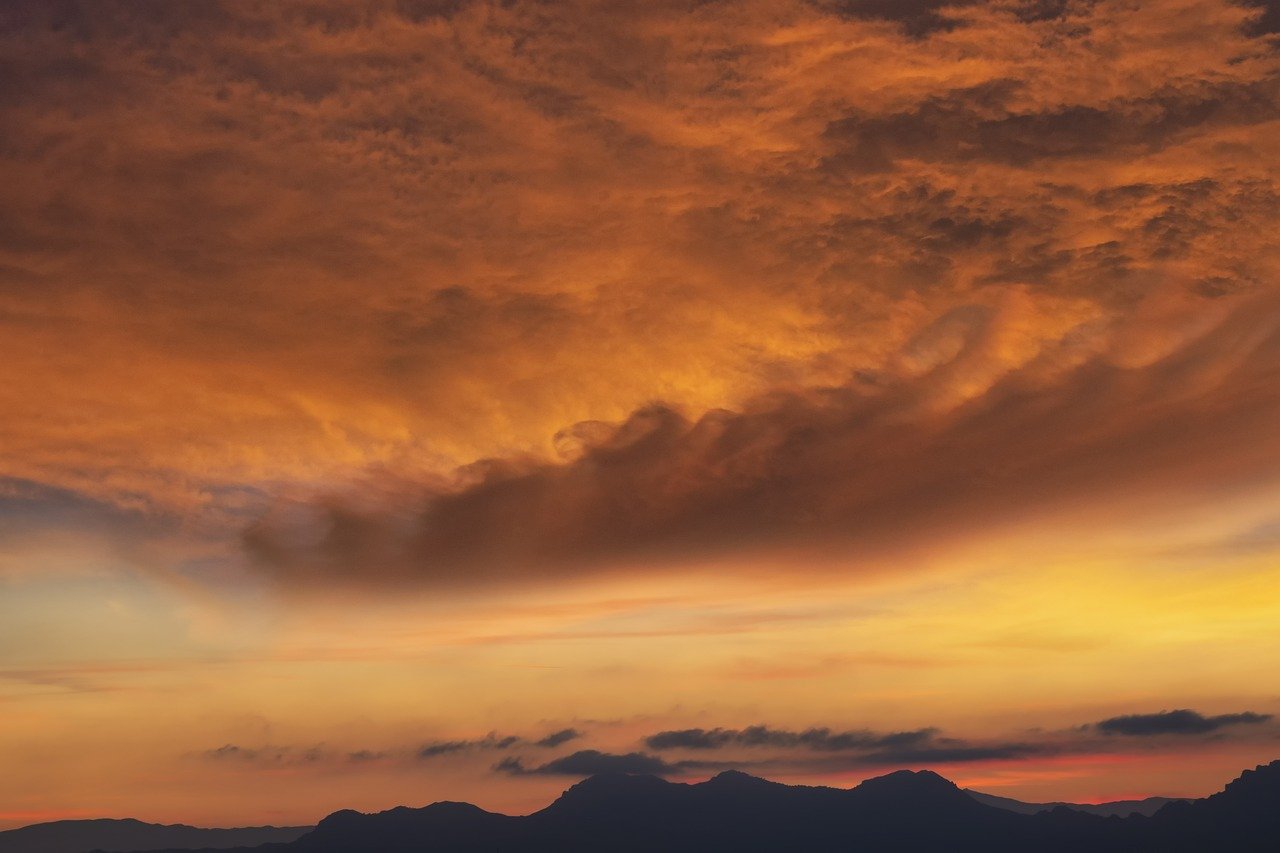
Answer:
[243,290,1280,587]
[1,0,1276,542]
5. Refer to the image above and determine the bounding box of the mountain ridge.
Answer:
[93,758,1280,853]
[0,819,309,853]
[966,789,1187,817]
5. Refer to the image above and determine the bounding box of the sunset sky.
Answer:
[3,0,1280,830]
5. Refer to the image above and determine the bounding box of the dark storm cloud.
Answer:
[495,750,681,777]
[1096,710,1274,736]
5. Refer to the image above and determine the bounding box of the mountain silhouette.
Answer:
[0,819,308,853]
[967,789,1186,817]
[97,759,1280,852]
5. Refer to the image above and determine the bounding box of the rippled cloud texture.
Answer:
[3,0,1277,564]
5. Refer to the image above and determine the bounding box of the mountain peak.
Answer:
[546,771,674,816]
[417,801,492,818]
[1212,759,1280,805]
[852,768,974,813]
[567,770,670,792]
[858,768,958,793]
[706,769,771,787]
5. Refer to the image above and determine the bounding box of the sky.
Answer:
[2,0,1280,830]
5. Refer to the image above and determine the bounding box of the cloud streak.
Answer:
[418,728,582,756]
[1096,710,1274,736]
[641,725,1056,771]
[193,707,1280,783]
[418,733,520,758]
[197,727,583,768]
[644,725,936,752]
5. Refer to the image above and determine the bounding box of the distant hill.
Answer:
[0,818,309,853]
[966,788,1187,817]
[109,758,1280,852]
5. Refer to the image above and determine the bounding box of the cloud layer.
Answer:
[199,708,1277,779]
[0,0,1275,591]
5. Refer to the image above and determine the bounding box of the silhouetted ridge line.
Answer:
[967,788,1187,817]
[109,759,1280,852]
[0,818,309,853]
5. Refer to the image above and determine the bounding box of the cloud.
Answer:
[1240,0,1280,35]
[199,709,1278,780]
[641,725,1054,769]
[644,725,936,752]
[491,738,1049,778]
[417,729,579,755]
[243,291,1280,588]
[198,727,576,768]
[823,75,1280,174]
[816,0,984,37]
[1095,710,1274,736]
[495,750,681,777]
[418,733,520,758]
[0,0,1276,583]
[202,744,328,765]
[637,710,1280,771]
[535,728,584,748]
